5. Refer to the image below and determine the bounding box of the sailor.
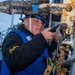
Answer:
[1,5,58,75]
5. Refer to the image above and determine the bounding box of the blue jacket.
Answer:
[1,30,49,75]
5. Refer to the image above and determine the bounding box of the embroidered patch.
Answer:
[9,46,19,54]
[26,36,32,41]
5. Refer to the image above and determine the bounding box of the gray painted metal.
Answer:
[69,37,75,75]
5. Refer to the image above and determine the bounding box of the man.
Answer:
[1,15,58,75]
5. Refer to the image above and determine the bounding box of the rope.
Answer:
[56,46,66,75]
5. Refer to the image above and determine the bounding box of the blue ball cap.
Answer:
[34,15,49,25]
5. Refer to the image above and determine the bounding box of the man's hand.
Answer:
[41,28,59,42]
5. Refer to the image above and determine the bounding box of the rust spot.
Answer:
[71,0,75,8]
[70,16,72,21]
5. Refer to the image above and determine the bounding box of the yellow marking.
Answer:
[9,46,19,54]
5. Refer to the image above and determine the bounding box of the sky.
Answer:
[0,0,22,32]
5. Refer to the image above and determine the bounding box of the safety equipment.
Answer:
[1,30,50,75]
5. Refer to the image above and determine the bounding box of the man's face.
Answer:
[31,18,44,35]
[24,17,44,35]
